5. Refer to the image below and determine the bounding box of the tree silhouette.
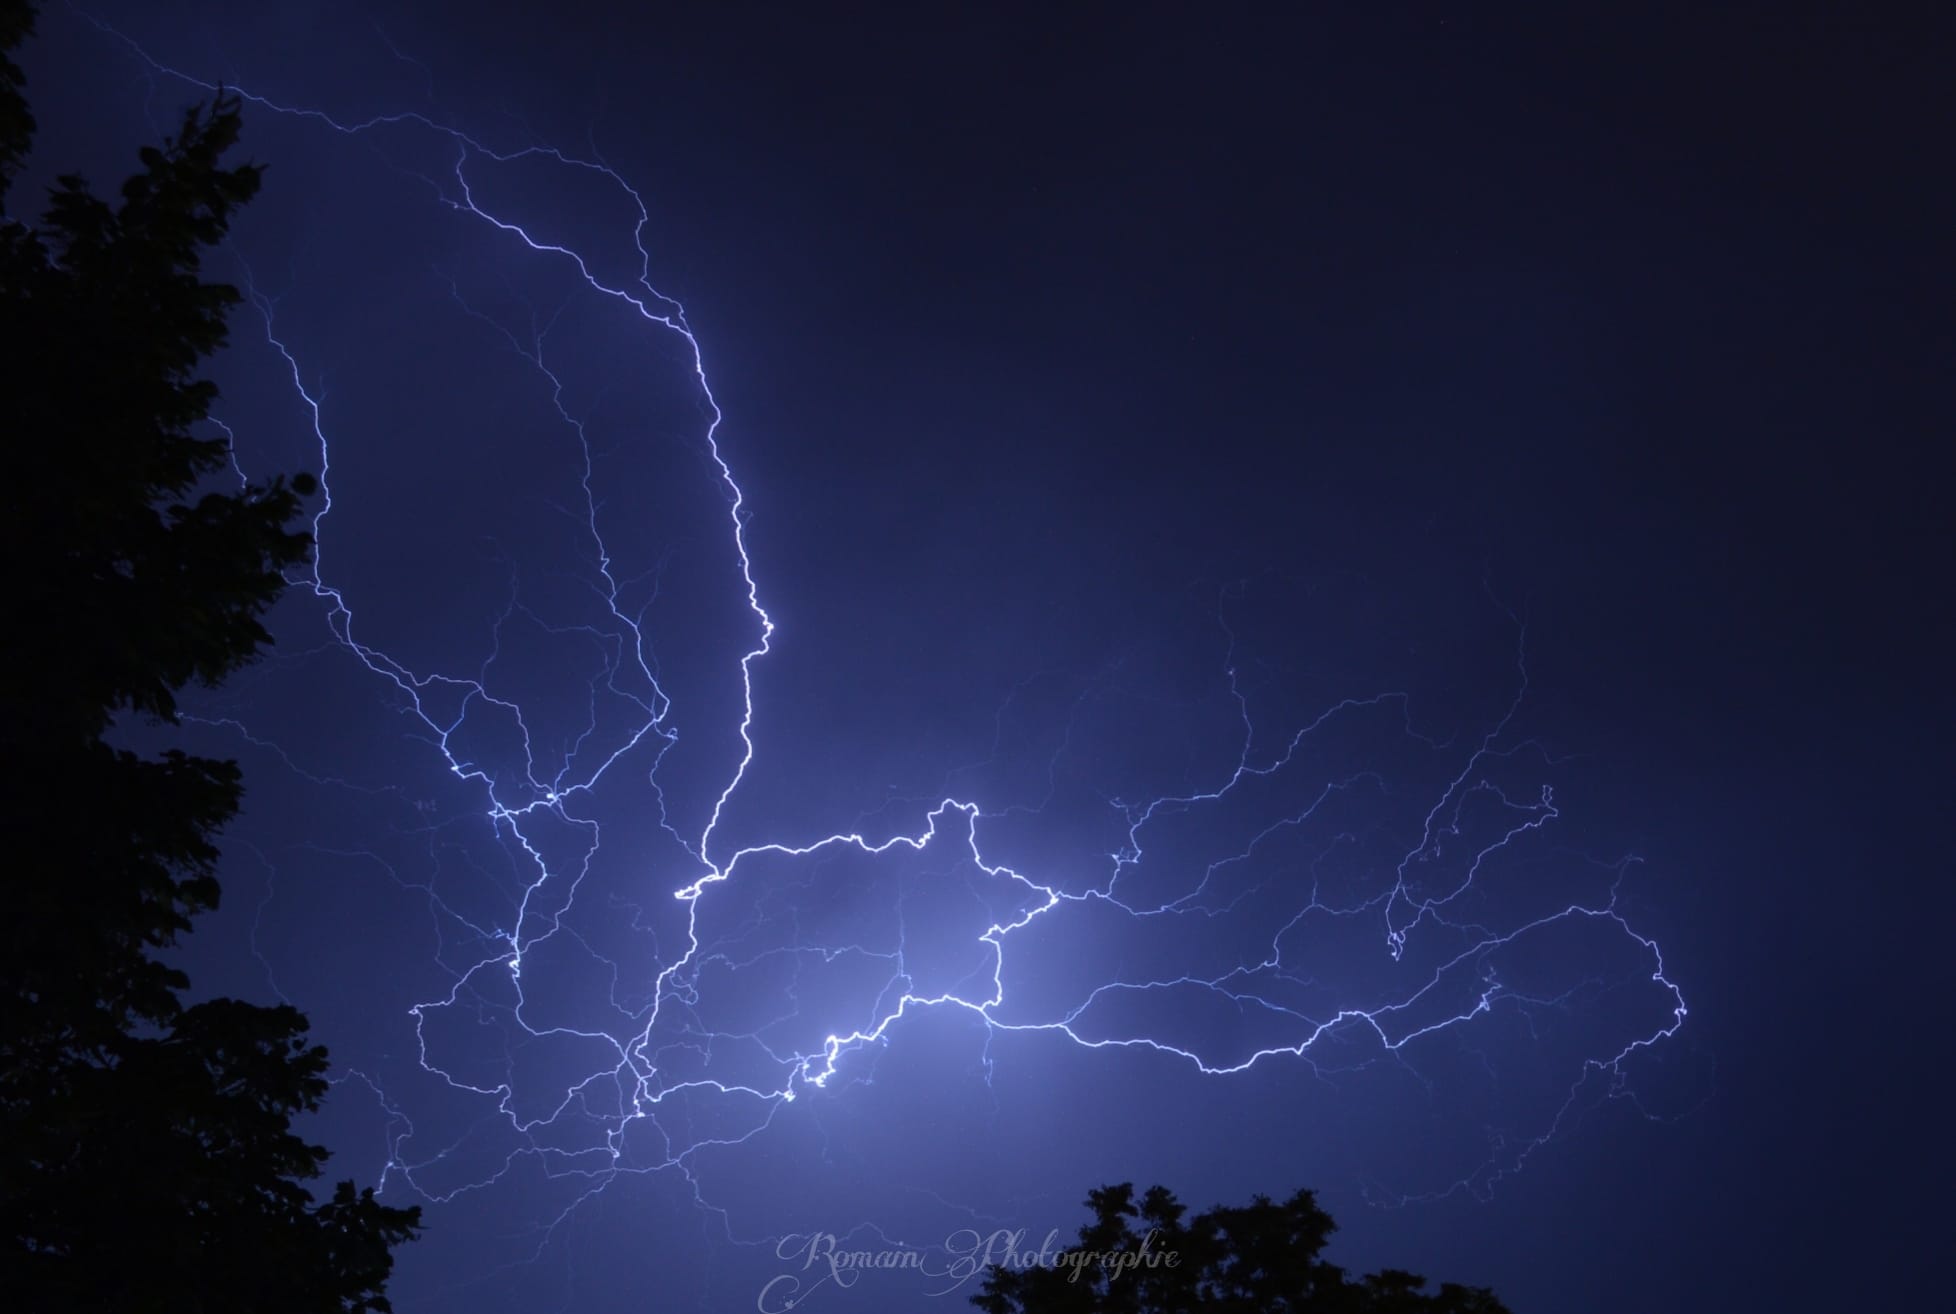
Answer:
[0,4,420,1310]
[973,1183,1510,1314]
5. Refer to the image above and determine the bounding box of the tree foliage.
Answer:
[0,4,420,1309]
[973,1183,1510,1314]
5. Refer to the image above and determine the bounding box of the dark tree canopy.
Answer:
[973,1183,1510,1314]
[0,4,419,1310]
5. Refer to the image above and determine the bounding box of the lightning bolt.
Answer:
[72,5,1692,1280]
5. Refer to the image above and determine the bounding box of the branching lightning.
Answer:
[75,6,1689,1267]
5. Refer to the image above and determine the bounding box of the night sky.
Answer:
[23,4,1952,1311]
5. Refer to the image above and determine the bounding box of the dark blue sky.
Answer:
[24,3,1952,1311]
